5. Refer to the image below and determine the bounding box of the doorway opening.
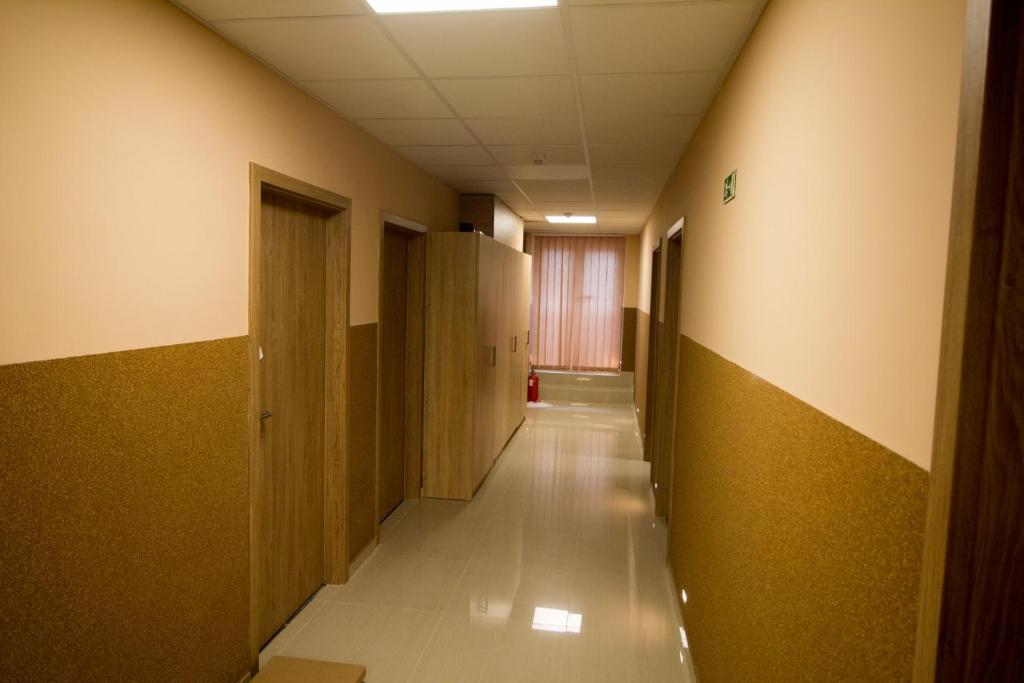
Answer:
[377,221,426,524]
[247,164,350,670]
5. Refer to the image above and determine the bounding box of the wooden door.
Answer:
[404,234,426,500]
[473,237,500,486]
[519,252,531,422]
[379,226,409,520]
[254,189,327,648]
[502,246,519,442]
[913,0,1024,678]
[495,244,511,447]
[643,246,662,463]
[422,233,477,500]
[652,233,682,518]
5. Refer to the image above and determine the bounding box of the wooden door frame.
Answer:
[643,244,662,463]
[661,229,684,522]
[375,214,427,534]
[247,163,351,672]
[913,0,1023,679]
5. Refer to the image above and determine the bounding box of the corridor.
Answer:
[259,402,694,682]
[5,1,1018,680]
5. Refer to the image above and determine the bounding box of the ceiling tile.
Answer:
[580,73,719,117]
[435,76,576,118]
[517,179,592,195]
[528,191,594,203]
[528,221,641,235]
[450,179,519,194]
[427,165,509,181]
[497,191,534,208]
[570,1,757,74]
[593,193,659,206]
[176,0,364,20]
[566,0,694,4]
[488,145,585,165]
[590,164,672,182]
[356,118,476,146]
[585,115,699,145]
[596,200,654,212]
[504,164,590,180]
[382,9,569,78]
[465,118,581,146]
[598,210,649,222]
[593,179,663,196]
[215,16,415,80]
[534,202,596,214]
[397,146,493,166]
[304,79,451,119]
[589,144,684,165]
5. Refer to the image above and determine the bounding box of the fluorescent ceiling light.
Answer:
[546,215,597,224]
[368,0,557,14]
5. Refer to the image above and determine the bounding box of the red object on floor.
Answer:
[528,368,539,402]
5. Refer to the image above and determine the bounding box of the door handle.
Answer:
[512,335,517,353]
[491,346,497,366]
[259,410,272,421]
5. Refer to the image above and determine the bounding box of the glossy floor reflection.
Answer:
[261,401,697,682]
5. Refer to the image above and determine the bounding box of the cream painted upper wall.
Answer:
[636,228,658,315]
[493,197,525,252]
[0,0,458,366]
[623,235,640,308]
[638,0,964,469]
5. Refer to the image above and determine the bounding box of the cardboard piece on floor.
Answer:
[253,656,366,683]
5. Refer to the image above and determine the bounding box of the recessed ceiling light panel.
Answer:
[546,215,597,224]
[368,0,557,14]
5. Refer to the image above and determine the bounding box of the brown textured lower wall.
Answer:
[670,335,929,682]
[347,323,378,560]
[0,338,250,682]
[621,307,638,372]
[634,310,650,436]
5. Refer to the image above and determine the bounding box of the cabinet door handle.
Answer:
[512,335,517,353]
[491,346,497,366]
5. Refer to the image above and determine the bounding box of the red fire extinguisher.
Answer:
[528,367,539,403]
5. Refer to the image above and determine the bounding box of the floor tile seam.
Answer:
[570,567,674,584]
[325,562,469,611]
[402,557,474,683]
[384,501,416,527]
[358,542,476,562]
[403,613,683,642]
[314,599,452,616]
[273,598,327,656]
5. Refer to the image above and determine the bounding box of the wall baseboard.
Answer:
[348,538,379,579]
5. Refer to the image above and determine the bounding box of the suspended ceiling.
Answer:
[174,0,766,233]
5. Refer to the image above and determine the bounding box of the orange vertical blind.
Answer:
[530,235,625,371]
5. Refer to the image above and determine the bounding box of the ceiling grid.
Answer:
[175,0,766,233]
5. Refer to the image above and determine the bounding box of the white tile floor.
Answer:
[260,401,697,682]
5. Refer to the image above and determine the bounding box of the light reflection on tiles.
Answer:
[263,400,697,682]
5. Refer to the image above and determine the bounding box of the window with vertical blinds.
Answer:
[529,235,625,372]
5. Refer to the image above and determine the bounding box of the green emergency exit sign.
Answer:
[723,170,737,204]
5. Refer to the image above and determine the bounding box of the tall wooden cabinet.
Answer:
[423,232,531,500]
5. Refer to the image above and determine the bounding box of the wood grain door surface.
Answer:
[379,227,408,520]
[473,237,501,489]
[254,190,327,648]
